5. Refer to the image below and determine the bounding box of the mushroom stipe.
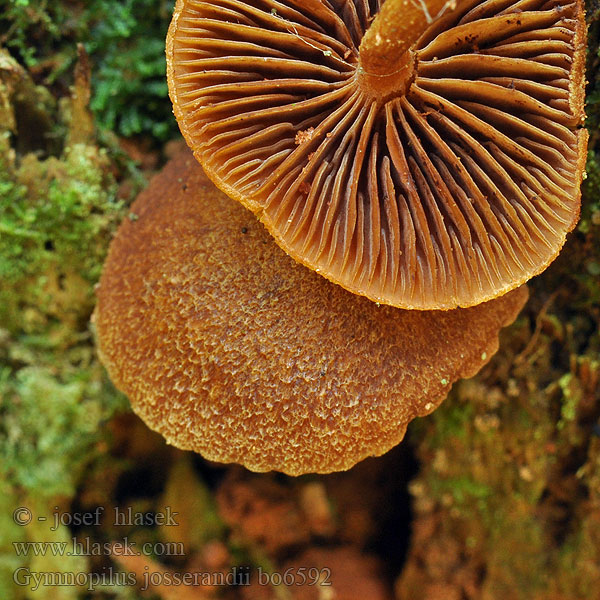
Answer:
[94,149,528,475]
[167,0,587,310]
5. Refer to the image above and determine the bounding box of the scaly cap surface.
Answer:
[95,150,528,475]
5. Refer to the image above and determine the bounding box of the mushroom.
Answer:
[166,0,587,310]
[94,149,528,475]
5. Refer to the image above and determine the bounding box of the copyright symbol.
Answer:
[13,507,32,526]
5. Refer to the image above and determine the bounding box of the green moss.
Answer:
[2,0,177,141]
[429,476,493,505]
[0,102,130,499]
[557,374,579,427]
[0,42,139,597]
[0,140,124,329]
[0,481,26,600]
[425,396,474,446]
[0,366,126,498]
[0,127,131,595]
[84,0,176,140]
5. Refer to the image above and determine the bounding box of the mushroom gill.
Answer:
[166,0,587,310]
[94,149,528,475]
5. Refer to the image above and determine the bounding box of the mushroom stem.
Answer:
[358,0,455,98]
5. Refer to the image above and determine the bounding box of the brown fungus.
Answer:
[166,0,587,310]
[94,150,528,475]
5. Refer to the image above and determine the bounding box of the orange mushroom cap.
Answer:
[167,0,587,310]
[94,149,528,475]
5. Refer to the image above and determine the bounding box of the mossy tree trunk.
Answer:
[1,1,599,599]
